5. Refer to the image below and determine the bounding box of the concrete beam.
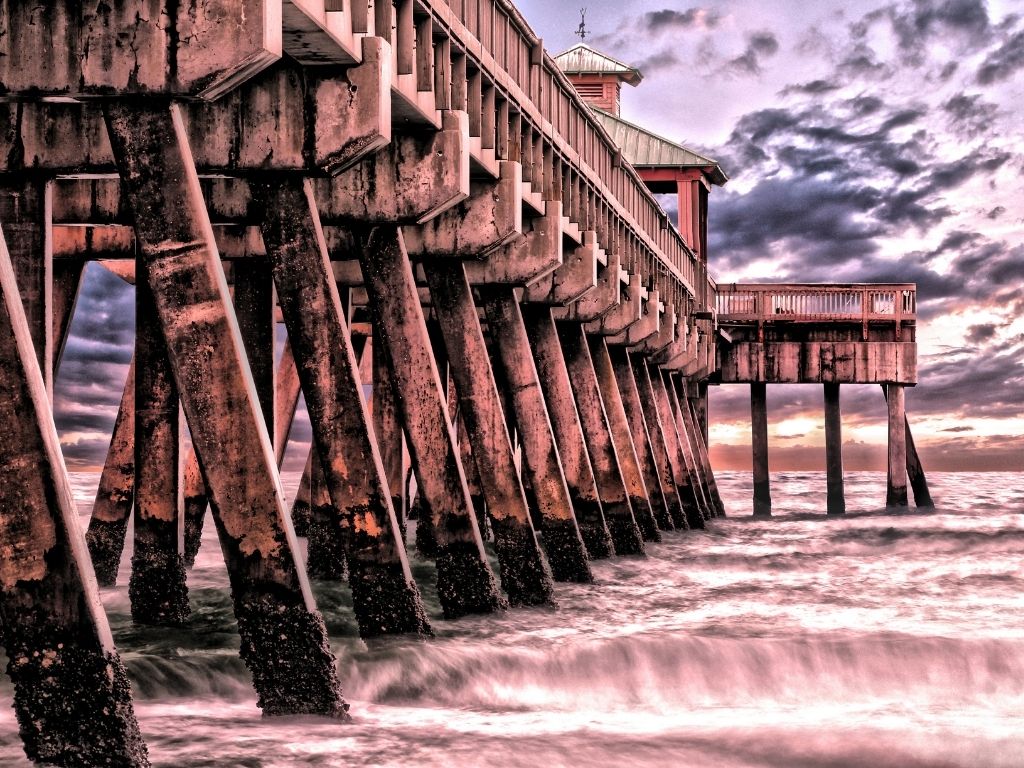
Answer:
[481,287,593,582]
[105,100,345,717]
[557,321,645,555]
[521,230,599,305]
[0,220,148,766]
[464,203,563,286]
[584,276,642,337]
[425,260,555,606]
[719,341,918,385]
[256,178,431,637]
[550,247,621,323]
[607,290,660,346]
[317,110,470,225]
[404,160,523,257]
[358,225,504,618]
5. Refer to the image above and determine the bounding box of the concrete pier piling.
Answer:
[85,357,136,586]
[750,383,772,517]
[652,369,705,528]
[559,321,646,555]
[426,261,555,605]
[886,384,909,508]
[609,346,675,532]
[630,353,690,530]
[482,287,594,583]
[665,372,713,522]
[257,180,430,637]
[824,383,846,515]
[105,101,345,716]
[359,226,504,618]
[590,336,662,542]
[130,267,189,625]
[0,225,150,767]
[523,305,615,559]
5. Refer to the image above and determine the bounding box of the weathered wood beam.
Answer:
[358,225,503,618]
[425,260,555,606]
[256,178,431,637]
[481,287,594,582]
[104,100,345,717]
[0,221,149,766]
[522,304,614,558]
[557,321,645,554]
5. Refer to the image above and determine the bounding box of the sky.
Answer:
[54,0,1023,475]
[519,0,1024,472]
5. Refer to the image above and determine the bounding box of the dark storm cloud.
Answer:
[780,79,842,96]
[942,92,1000,138]
[635,49,681,75]
[641,8,722,33]
[976,29,1024,84]
[966,323,997,344]
[725,31,780,76]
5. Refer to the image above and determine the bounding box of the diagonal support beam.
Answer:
[256,178,430,638]
[557,321,645,555]
[425,260,555,606]
[481,287,594,582]
[358,225,503,618]
[0,222,149,766]
[659,368,710,525]
[522,304,614,558]
[608,346,675,533]
[104,100,345,717]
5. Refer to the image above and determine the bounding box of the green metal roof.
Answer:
[591,108,728,185]
[553,43,643,86]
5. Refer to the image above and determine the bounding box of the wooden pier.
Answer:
[0,3,924,765]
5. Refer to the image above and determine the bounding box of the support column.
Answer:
[52,259,85,376]
[426,261,554,605]
[305,450,347,581]
[630,352,688,530]
[881,385,934,508]
[687,394,726,517]
[558,322,645,555]
[257,180,430,637]
[824,383,845,515]
[0,223,149,766]
[886,383,909,508]
[373,335,408,535]
[608,345,674,533]
[105,101,345,717]
[751,382,772,516]
[85,358,136,586]
[482,287,593,583]
[650,365,704,529]
[674,376,715,519]
[0,178,52,393]
[290,446,315,537]
[358,225,503,618]
[590,336,661,542]
[522,304,614,558]
[130,265,189,625]
[663,371,712,523]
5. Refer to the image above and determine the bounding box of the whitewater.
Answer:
[2,470,1024,767]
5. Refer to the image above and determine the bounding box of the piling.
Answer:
[482,286,594,583]
[750,382,772,516]
[426,260,555,605]
[358,225,504,618]
[558,321,645,555]
[824,383,845,515]
[886,384,909,508]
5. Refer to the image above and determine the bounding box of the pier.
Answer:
[0,2,924,765]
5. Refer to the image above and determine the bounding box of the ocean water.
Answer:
[3,470,1024,767]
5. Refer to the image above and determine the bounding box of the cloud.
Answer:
[976,29,1024,84]
[725,31,780,76]
[641,8,722,33]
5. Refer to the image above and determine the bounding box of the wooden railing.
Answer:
[716,284,917,324]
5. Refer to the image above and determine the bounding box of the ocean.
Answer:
[2,470,1024,767]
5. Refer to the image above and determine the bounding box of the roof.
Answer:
[553,43,643,86]
[591,108,728,185]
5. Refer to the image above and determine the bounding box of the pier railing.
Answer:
[716,284,916,324]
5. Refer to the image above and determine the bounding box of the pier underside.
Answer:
[0,2,922,764]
